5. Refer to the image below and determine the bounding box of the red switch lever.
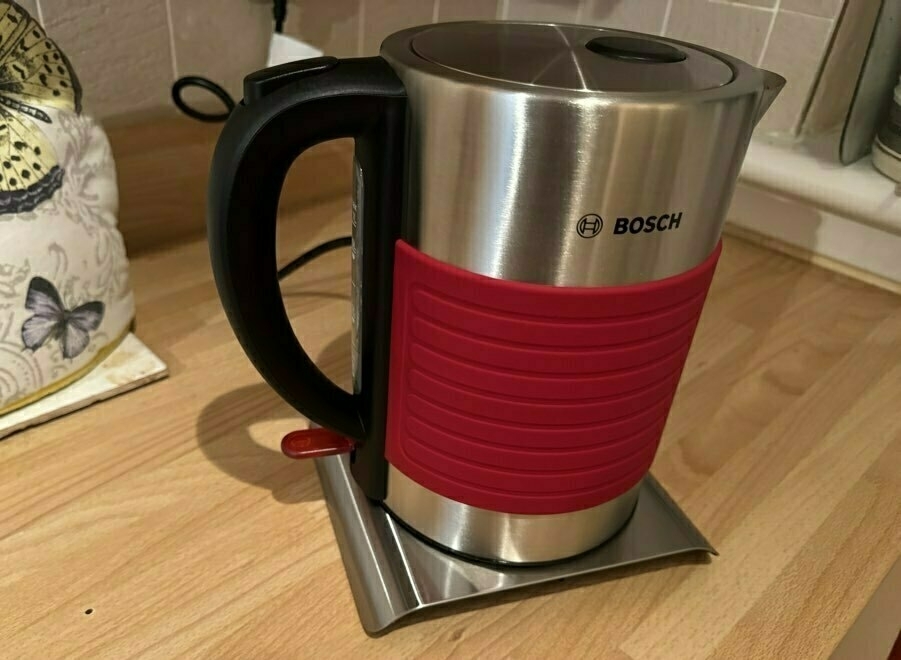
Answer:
[281,428,356,459]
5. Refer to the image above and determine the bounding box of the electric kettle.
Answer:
[208,22,784,563]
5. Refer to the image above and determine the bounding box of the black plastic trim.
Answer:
[208,56,407,499]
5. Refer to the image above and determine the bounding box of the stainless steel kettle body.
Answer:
[375,23,783,562]
[208,21,783,564]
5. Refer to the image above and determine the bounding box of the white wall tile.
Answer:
[505,0,583,22]
[285,0,362,58]
[41,0,173,118]
[169,0,272,101]
[361,0,433,55]
[583,0,670,34]
[436,0,501,21]
[666,0,772,66]
[758,10,835,134]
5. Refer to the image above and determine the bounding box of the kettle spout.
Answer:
[755,69,786,126]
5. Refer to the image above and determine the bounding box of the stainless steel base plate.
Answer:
[316,455,716,634]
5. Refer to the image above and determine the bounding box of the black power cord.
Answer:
[170,1,352,283]
[273,0,288,33]
[277,236,352,281]
[171,75,235,122]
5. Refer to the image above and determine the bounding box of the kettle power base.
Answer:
[315,455,716,634]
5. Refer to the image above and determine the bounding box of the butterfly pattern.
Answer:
[0,1,82,214]
[21,276,104,359]
[0,7,132,416]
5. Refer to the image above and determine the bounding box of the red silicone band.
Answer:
[385,240,721,514]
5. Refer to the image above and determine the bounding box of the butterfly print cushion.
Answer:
[0,1,134,415]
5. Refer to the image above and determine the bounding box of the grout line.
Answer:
[708,0,776,12]
[757,0,781,66]
[660,0,673,35]
[163,0,179,79]
[357,0,366,56]
[779,6,835,21]
[34,0,44,25]
[498,0,510,20]
[432,0,440,23]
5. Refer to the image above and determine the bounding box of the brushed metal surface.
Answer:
[356,22,781,569]
[381,22,782,286]
[315,454,716,634]
[410,23,733,92]
[383,465,642,563]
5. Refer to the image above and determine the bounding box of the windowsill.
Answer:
[739,139,901,235]
[728,139,901,291]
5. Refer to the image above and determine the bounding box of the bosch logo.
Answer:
[577,214,603,238]
[613,212,683,234]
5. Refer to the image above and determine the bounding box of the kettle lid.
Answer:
[409,22,734,93]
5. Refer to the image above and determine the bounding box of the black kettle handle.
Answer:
[208,57,407,499]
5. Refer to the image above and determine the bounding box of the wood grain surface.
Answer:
[1,198,899,658]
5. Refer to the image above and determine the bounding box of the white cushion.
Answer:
[0,2,133,414]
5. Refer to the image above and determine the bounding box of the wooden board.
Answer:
[0,334,168,439]
[105,112,353,255]
[1,198,899,658]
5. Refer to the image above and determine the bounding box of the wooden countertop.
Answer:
[2,198,899,658]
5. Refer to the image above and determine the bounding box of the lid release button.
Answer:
[586,36,687,64]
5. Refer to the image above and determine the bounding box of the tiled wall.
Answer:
[33,0,846,135]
